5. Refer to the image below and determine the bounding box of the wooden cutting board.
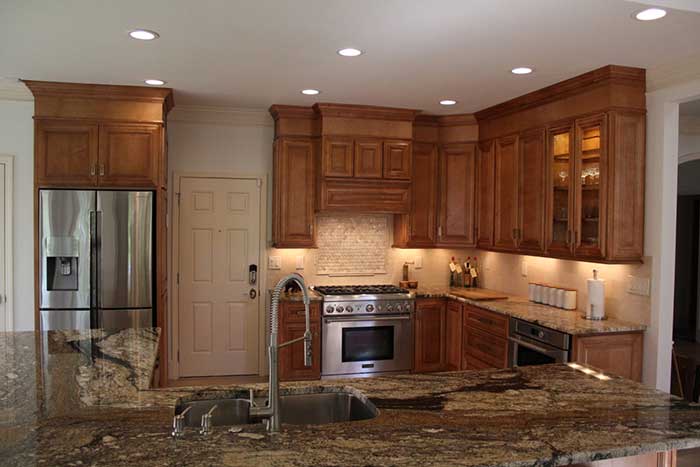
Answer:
[449,288,508,301]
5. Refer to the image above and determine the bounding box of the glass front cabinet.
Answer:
[546,114,607,260]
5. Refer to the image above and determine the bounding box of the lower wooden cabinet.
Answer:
[571,332,643,382]
[279,301,321,381]
[462,305,509,370]
[414,299,447,372]
[445,300,463,370]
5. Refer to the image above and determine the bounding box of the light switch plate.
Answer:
[415,256,423,269]
[627,275,650,296]
[295,255,305,270]
[268,256,281,270]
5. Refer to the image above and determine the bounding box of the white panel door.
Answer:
[0,163,5,333]
[179,177,261,376]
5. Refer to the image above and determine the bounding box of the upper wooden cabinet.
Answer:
[323,136,354,177]
[476,140,495,248]
[476,65,646,263]
[438,143,477,247]
[98,123,161,188]
[35,120,99,187]
[273,137,316,248]
[354,139,383,178]
[383,140,412,179]
[493,135,519,250]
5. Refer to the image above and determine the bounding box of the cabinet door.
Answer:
[573,114,607,259]
[463,326,509,369]
[98,123,161,188]
[354,139,383,178]
[279,299,321,381]
[383,140,412,179]
[323,137,354,177]
[517,128,546,253]
[572,332,643,382]
[476,140,495,248]
[273,138,315,247]
[445,300,463,370]
[35,120,98,187]
[414,299,446,373]
[545,124,575,257]
[406,142,438,246]
[438,143,477,247]
[493,135,519,250]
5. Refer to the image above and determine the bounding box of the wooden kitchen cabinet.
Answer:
[571,332,643,382]
[273,137,316,248]
[279,301,322,381]
[445,300,463,370]
[493,135,519,250]
[394,142,438,247]
[437,143,477,247]
[35,119,99,187]
[98,123,161,188]
[517,128,546,253]
[323,136,354,177]
[546,123,575,257]
[354,139,383,178]
[462,305,509,370]
[383,140,412,180]
[476,140,495,248]
[414,298,447,373]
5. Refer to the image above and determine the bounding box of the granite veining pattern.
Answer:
[3,328,699,467]
[414,287,646,335]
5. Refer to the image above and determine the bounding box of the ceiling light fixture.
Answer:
[337,48,363,57]
[129,29,160,41]
[144,79,166,86]
[511,67,533,75]
[301,89,320,95]
[635,8,667,21]
[440,99,457,106]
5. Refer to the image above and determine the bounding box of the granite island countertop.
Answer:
[3,328,700,466]
[413,286,646,335]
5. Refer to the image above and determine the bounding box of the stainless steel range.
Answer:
[314,285,414,378]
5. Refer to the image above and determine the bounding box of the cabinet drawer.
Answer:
[281,301,320,323]
[463,353,494,371]
[464,305,508,338]
[464,326,508,368]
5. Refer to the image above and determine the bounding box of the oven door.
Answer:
[509,334,569,367]
[322,314,413,377]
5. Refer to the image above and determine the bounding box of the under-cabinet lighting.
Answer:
[635,8,667,21]
[129,29,159,41]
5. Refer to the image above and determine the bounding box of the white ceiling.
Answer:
[2,0,700,114]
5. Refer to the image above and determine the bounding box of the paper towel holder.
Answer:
[582,269,607,320]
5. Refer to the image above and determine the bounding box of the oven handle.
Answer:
[324,315,411,323]
[508,335,563,357]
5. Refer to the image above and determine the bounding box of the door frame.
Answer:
[0,155,13,331]
[169,172,268,380]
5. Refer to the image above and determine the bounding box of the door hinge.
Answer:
[177,350,180,362]
[176,192,181,205]
[176,272,180,285]
[256,179,262,188]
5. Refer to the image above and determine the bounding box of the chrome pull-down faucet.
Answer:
[250,273,312,433]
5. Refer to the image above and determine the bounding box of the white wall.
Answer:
[0,100,34,330]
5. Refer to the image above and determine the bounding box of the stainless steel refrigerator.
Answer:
[39,190,154,331]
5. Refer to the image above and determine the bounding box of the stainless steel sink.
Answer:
[175,392,377,428]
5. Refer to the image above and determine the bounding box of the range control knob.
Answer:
[404,303,411,312]
[537,331,545,339]
[326,306,335,314]
[366,304,375,312]
[346,306,353,313]
[386,304,393,312]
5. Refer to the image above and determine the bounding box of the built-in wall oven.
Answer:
[508,318,570,367]
[314,285,414,378]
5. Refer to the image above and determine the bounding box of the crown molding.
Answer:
[313,102,420,121]
[0,79,32,102]
[680,116,700,134]
[169,105,273,126]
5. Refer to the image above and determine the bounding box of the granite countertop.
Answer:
[414,286,647,335]
[4,328,700,467]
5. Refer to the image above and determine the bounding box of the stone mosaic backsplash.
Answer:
[316,214,388,276]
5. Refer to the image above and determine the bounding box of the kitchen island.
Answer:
[2,328,699,467]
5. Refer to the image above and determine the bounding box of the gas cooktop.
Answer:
[313,285,409,296]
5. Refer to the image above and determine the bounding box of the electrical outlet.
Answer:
[268,256,281,270]
[295,255,305,270]
[627,275,650,296]
[521,260,528,277]
[415,256,423,269]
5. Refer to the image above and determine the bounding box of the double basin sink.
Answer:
[175,391,378,428]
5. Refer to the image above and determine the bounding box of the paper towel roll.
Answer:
[586,270,605,320]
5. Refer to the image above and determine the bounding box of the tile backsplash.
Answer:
[267,214,651,325]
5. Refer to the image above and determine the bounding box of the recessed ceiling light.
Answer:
[511,67,533,75]
[440,99,457,106]
[129,29,160,41]
[144,79,166,86]
[301,89,320,95]
[337,48,363,57]
[635,8,667,21]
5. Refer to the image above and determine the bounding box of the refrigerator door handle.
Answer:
[95,210,102,311]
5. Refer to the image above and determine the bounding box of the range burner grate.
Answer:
[314,285,409,296]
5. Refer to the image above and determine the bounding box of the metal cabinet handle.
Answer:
[90,164,96,176]
[99,164,105,176]
[438,226,442,237]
